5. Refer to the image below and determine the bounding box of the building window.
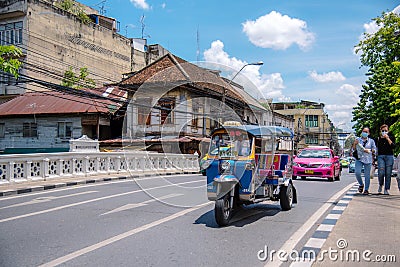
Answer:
[305,115,319,128]
[58,122,73,138]
[138,106,151,125]
[23,123,37,137]
[305,134,319,144]
[0,123,5,138]
[0,21,23,46]
[159,98,175,125]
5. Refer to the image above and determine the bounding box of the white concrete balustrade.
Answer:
[0,152,200,184]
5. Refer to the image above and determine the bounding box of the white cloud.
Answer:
[161,3,166,9]
[335,84,360,103]
[130,0,150,10]
[203,40,289,101]
[324,84,361,130]
[363,21,380,35]
[242,11,315,50]
[309,70,346,83]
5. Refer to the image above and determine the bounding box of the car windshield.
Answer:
[209,130,252,157]
[298,149,331,158]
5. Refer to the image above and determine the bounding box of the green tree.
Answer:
[389,63,400,154]
[61,66,96,89]
[353,11,400,151]
[0,45,22,78]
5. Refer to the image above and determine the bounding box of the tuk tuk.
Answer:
[202,122,297,226]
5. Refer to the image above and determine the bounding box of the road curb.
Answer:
[0,171,200,197]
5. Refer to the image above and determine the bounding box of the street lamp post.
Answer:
[220,61,264,124]
[226,61,264,86]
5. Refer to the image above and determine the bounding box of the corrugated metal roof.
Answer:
[0,91,122,117]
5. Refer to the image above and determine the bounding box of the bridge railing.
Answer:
[0,152,200,184]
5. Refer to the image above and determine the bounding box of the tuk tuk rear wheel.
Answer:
[280,184,293,211]
[215,194,232,226]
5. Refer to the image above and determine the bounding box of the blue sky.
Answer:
[79,0,399,131]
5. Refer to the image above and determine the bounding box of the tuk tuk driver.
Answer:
[236,134,250,156]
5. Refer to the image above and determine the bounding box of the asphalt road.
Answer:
[0,171,357,267]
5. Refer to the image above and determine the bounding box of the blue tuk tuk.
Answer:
[201,122,297,226]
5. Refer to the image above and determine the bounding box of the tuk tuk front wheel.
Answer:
[280,184,293,211]
[215,194,232,226]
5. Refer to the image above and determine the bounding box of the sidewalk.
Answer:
[313,177,400,266]
[0,170,198,197]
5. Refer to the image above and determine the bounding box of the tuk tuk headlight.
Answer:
[221,161,231,171]
[322,163,332,168]
[292,162,299,167]
[201,160,212,170]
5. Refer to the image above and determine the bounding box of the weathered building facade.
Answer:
[0,89,125,153]
[0,0,166,102]
[272,100,339,151]
[119,53,272,153]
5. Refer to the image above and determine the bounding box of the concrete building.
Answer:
[272,100,338,150]
[0,0,167,103]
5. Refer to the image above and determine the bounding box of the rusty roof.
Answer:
[0,91,123,117]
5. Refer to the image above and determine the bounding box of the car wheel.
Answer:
[328,177,334,182]
[292,175,297,180]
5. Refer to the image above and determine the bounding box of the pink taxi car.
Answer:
[292,146,341,182]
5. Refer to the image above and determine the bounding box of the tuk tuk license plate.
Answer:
[305,169,314,174]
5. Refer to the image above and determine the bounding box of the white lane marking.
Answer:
[0,174,200,201]
[290,260,313,267]
[304,237,326,249]
[325,213,341,220]
[332,206,346,211]
[337,199,350,204]
[265,182,356,267]
[39,202,211,267]
[0,191,98,210]
[100,193,183,215]
[316,224,334,232]
[0,180,203,223]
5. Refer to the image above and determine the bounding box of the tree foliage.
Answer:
[56,0,92,24]
[0,45,22,78]
[353,11,400,153]
[61,66,95,89]
[389,63,400,153]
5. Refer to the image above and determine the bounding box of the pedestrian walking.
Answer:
[351,127,377,195]
[375,124,396,195]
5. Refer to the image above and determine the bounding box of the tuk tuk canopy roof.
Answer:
[212,125,293,138]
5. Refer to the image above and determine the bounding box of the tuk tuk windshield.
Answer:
[209,130,252,157]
